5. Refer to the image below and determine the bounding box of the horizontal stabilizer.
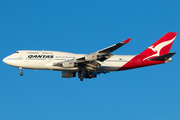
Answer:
[148,52,176,61]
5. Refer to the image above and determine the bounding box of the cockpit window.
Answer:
[15,51,19,53]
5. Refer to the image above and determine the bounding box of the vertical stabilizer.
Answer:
[139,32,177,61]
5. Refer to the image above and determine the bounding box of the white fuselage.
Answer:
[3,50,135,72]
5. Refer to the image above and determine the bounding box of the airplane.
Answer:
[3,32,177,81]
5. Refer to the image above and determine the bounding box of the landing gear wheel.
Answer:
[20,72,23,76]
[80,78,83,81]
[19,67,23,76]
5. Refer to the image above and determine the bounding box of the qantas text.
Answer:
[28,55,54,59]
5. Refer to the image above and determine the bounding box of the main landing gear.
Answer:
[78,71,84,81]
[78,71,97,81]
[19,67,23,76]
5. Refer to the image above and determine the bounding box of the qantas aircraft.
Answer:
[3,32,177,81]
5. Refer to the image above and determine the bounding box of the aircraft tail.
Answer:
[139,32,177,61]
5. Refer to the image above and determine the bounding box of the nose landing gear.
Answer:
[19,67,23,76]
[20,72,23,76]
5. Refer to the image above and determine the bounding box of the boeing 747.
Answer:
[3,32,177,81]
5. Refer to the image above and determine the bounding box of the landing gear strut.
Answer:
[78,71,83,81]
[19,67,23,76]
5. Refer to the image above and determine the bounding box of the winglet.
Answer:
[122,38,131,43]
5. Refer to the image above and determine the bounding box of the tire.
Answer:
[80,78,83,81]
[20,72,23,76]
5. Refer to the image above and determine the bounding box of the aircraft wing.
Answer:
[76,38,131,62]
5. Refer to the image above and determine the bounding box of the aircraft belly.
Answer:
[52,67,78,71]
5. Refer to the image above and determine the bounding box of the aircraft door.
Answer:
[137,59,141,65]
[24,56,28,62]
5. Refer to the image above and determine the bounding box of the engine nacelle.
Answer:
[62,71,76,78]
[85,53,97,61]
[62,60,77,68]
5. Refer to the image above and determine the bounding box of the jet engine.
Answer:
[62,60,77,68]
[62,71,76,78]
[85,53,97,61]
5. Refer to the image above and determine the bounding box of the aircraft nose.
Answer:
[3,57,7,64]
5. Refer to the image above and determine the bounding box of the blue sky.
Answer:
[0,0,180,120]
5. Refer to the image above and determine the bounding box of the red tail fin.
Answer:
[139,32,177,61]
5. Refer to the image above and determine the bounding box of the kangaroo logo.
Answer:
[143,37,175,61]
